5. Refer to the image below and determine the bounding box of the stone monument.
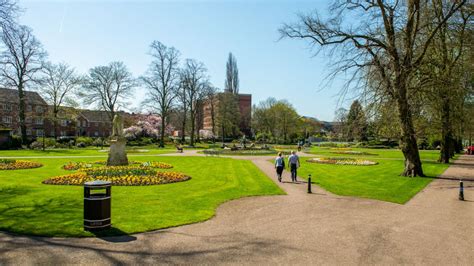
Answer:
[107,114,128,166]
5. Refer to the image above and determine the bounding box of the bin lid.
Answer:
[84,180,111,187]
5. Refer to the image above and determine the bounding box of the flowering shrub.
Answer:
[43,165,189,186]
[0,159,43,170]
[307,157,378,166]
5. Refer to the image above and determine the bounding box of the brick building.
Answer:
[0,88,49,137]
[0,87,136,139]
[200,93,252,137]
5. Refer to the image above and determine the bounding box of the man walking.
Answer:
[288,151,300,182]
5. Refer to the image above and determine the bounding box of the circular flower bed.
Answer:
[0,159,43,170]
[62,161,173,170]
[307,157,378,166]
[331,151,378,156]
[44,165,189,186]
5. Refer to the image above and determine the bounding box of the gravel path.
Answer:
[0,155,473,265]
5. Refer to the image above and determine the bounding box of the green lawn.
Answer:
[308,146,443,161]
[0,156,284,237]
[296,147,451,204]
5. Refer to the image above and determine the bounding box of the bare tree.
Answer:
[176,76,188,143]
[181,59,208,146]
[225,52,239,94]
[40,62,81,137]
[204,85,219,136]
[142,41,180,147]
[0,24,46,143]
[280,0,468,176]
[80,61,135,121]
[0,0,19,30]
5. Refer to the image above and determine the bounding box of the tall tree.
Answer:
[181,59,208,146]
[216,91,240,143]
[334,107,348,141]
[0,24,46,143]
[176,76,188,143]
[40,62,81,137]
[81,61,135,121]
[419,5,472,163]
[142,41,180,147]
[225,52,239,94]
[204,86,219,136]
[346,100,368,142]
[280,0,468,176]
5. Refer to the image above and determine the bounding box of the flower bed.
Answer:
[307,157,378,166]
[0,159,43,170]
[62,160,173,170]
[331,151,377,156]
[44,165,189,186]
[203,149,277,156]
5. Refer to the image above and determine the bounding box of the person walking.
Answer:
[288,150,300,182]
[275,152,285,182]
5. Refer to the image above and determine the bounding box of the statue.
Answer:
[111,114,124,139]
[107,113,128,166]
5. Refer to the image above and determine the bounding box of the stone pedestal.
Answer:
[107,138,128,166]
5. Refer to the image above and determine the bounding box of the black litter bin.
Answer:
[84,180,111,231]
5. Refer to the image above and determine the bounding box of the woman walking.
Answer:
[275,152,285,182]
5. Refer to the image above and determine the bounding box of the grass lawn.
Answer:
[296,147,452,204]
[0,156,284,237]
[308,146,443,161]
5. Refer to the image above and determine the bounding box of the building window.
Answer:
[82,121,87,127]
[60,131,66,136]
[35,117,44,125]
[27,105,32,112]
[2,116,12,124]
[26,129,32,136]
[26,117,32,123]
[36,129,44,137]
[1,103,5,110]
[96,122,99,127]
[61,120,67,126]
[36,106,43,113]
[94,131,99,136]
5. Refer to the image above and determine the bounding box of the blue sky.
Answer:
[20,0,353,121]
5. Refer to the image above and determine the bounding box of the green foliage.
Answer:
[76,137,94,146]
[346,100,368,142]
[252,98,301,144]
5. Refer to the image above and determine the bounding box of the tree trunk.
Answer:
[180,109,186,143]
[53,110,58,138]
[189,107,195,147]
[397,93,424,177]
[159,112,165,148]
[18,84,27,144]
[439,97,451,163]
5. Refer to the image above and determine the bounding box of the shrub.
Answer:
[29,141,44,150]
[76,137,94,147]
[76,142,86,148]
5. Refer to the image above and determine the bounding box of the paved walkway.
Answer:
[0,155,473,265]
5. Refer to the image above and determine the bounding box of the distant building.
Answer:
[0,88,48,137]
[0,87,138,139]
[200,93,252,137]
